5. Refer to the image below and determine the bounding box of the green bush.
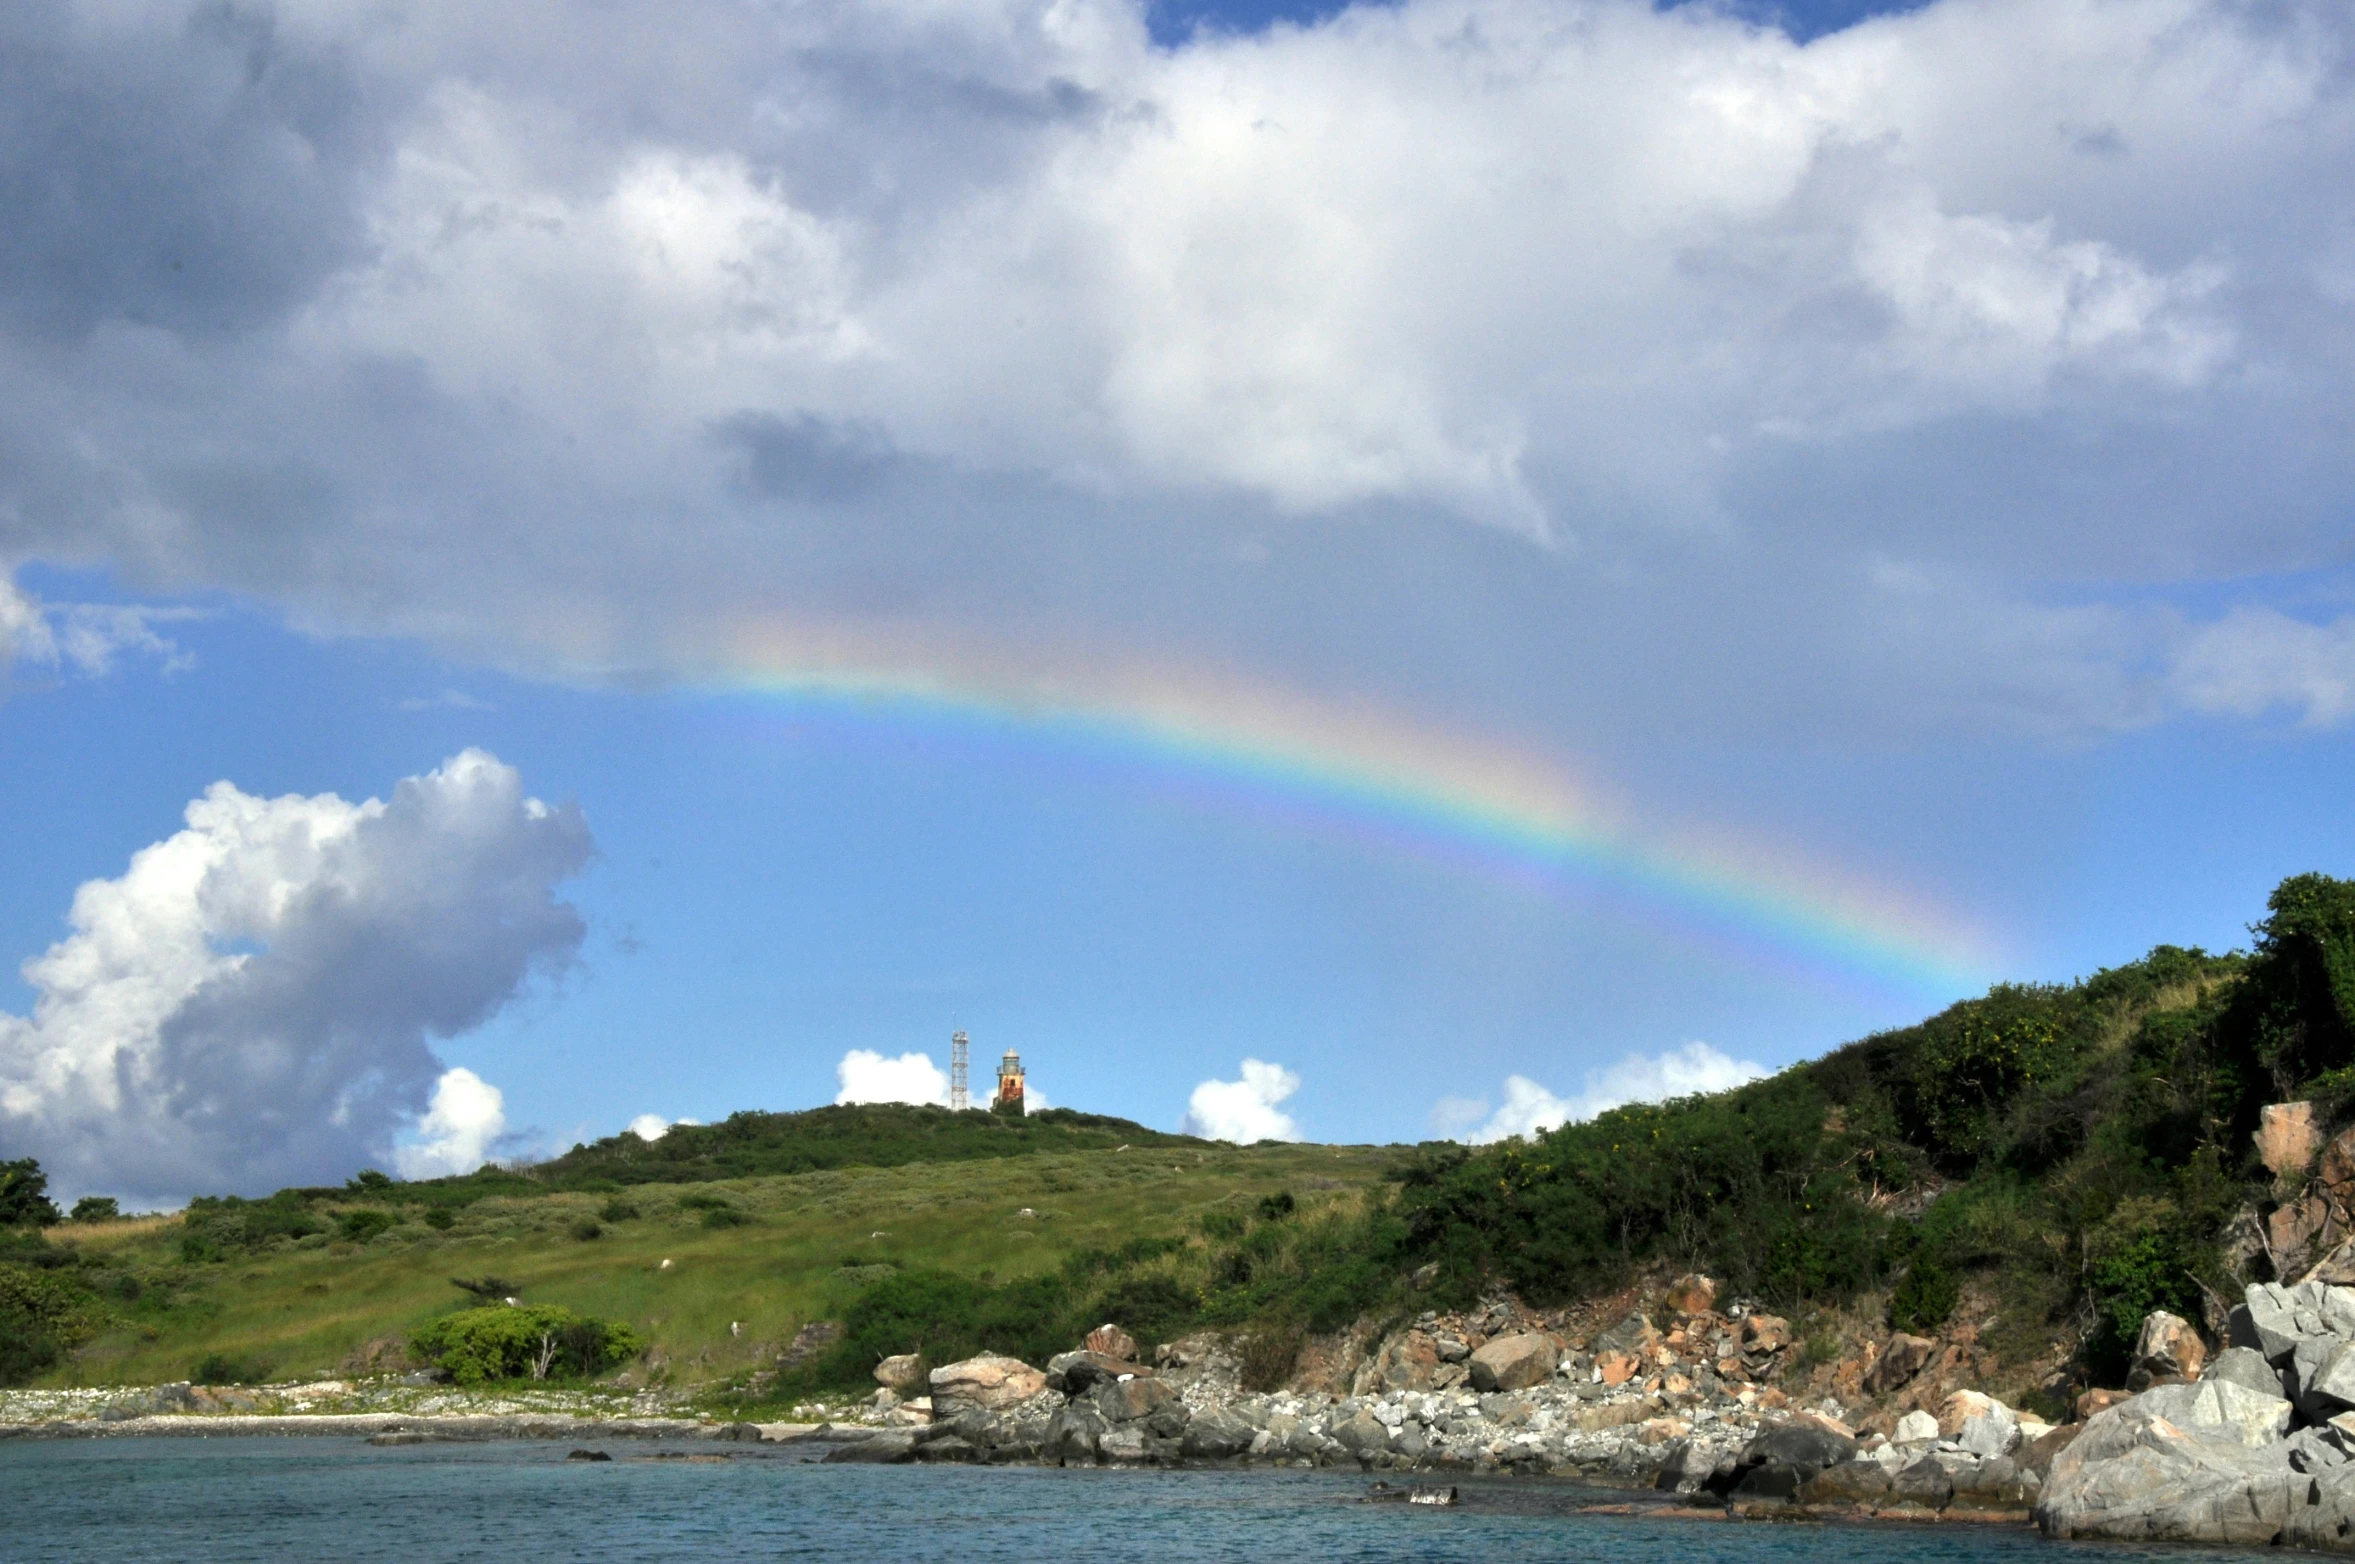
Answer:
[1889,1255,1960,1334]
[410,1305,644,1386]
[69,1196,120,1224]
[338,1209,396,1244]
[1257,1191,1297,1222]
[599,1198,640,1223]
[0,1262,105,1386]
[569,1218,603,1242]
[699,1206,749,1230]
[191,1351,272,1386]
[423,1207,457,1231]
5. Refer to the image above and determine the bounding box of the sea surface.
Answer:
[0,1438,2263,1562]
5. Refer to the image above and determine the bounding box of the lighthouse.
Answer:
[992,1049,1026,1116]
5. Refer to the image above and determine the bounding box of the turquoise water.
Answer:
[0,1440,2253,1562]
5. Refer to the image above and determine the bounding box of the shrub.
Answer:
[1888,1254,1959,1334]
[424,1207,457,1231]
[0,1262,105,1386]
[69,1197,120,1224]
[191,1351,272,1386]
[1257,1191,1297,1222]
[1199,1208,1246,1241]
[338,1209,396,1244]
[570,1218,603,1242]
[599,1198,640,1223]
[410,1305,644,1386]
[699,1206,749,1230]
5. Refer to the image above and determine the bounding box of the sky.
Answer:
[2,0,2352,1202]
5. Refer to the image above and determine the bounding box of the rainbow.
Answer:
[693,619,1995,996]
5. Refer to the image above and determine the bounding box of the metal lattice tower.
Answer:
[950,1031,969,1112]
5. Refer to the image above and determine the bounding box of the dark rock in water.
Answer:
[566,1449,612,1462]
[1947,1454,2039,1512]
[912,1436,979,1463]
[822,1433,919,1464]
[1799,1459,1891,1506]
[367,1430,456,1447]
[717,1422,766,1443]
[1046,1405,1108,1466]
[1738,1421,1857,1475]
[1179,1407,1256,1460]
[1731,1462,1807,1500]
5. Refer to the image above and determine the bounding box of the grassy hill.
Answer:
[6,1123,1401,1393]
[9,871,2355,1406]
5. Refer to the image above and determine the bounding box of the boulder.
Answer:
[1330,1409,1392,1457]
[1739,1420,1858,1477]
[1743,1314,1792,1353]
[1886,1456,1955,1508]
[1665,1273,1717,1315]
[1179,1407,1258,1459]
[2018,1423,2082,1478]
[823,1432,920,1464]
[873,1354,925,1392]
[2321,1126,2355,1214]
[1084,1323,1139,1362]
[1468,1332,1560,1393]
[2234,1280,2355,1364]
[1594,1350,1640,1387]
[1947,1454,2041,1513]
[1430,1334,1470,1364]
[1958,1412,2022,1459]
[1893,1409,1941,1444]
[1045,1350,1144,1394]
[1045,1404,1107,1465]
[2259,1101,2323,1178]
[2130,1378,2294,1447]
[911,1436,978,1463]
[1937,1390,2013,1439]
[2204,1345,2289,1401]
[2077,1388,2131,1421]
[2037,1404,2299,1546]
[1866,1332,1937,1394]
[927,1354,1047,1418]
[2269,1196,2337,1277]
[1097,1427,1149,1462]
[2130,1310,2207,1386]
[1090,1374,1180,1425]
[1800,1459,1892,1507]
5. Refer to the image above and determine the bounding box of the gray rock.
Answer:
[1888,1456,1955,1508]
[1097,1427,1149,1462]
[1731,1462,1808,1500]
[822,1433,919,1464]
[1045,1350,1146,1394]
[2282,1465,2355,1551]
[1179,1407,1257,1460]
[1738,1421,1857,1475]
[1045,1405,1106,1466]
[1330,1410,1392,1457]
[2287,1427,2351,1474]
[1948,1454,2040,1512]
[911,1436,978,1463]
[1799,1459,1892,1506]
[1467,1333,1559,1393]
[1958,1413,2021,1458]
[2131,1378,2294,1448]
[2204,1345,2290,1401]
[1090,1376,1179,1425]
[2302,1339,2355,1414]
[2037,1404,2299,1545]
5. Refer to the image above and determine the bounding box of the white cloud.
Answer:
[626,1112,699,1141]
[834,1049,950,1107]
[0,571,190,682]
[1447,1042,1770,1145]
[2169,608,2355,727]
[0,750,591,1202]
[1182,1058,1301,1144]
[394,1067,506,1179]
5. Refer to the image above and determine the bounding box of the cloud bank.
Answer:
[1437,1041,1770,1144]
[0,1,2349,744]
[0,751,591,1201]
[1183,1059,1302,1143]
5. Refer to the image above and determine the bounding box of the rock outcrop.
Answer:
[927,1355,1048,1418]
[2038,1281,2355,1551]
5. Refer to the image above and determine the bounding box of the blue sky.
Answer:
[2,0,2352,1200]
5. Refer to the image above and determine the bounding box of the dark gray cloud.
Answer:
[0,0,2350,748]
[0,751,591,1201]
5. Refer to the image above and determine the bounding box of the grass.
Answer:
[44,1141,1398,1389]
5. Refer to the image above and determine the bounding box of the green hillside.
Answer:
[8,871,2354,1406]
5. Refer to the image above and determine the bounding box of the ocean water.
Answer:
[0,1439,2259,1563]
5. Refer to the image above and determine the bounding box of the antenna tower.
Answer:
[950,1031,970,1112]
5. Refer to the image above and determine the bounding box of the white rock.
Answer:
[1895,1409,1941,1444]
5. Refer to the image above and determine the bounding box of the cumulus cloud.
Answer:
[2169,608,2355,727]
[394,1067,506,1180]
[1443,1042,1770,1144]
[1182,1059,1302,1143]
[0,1,2346,744]
[834,1049,950,1107]
[0,751,591,1201]
[625,1112,699,1142]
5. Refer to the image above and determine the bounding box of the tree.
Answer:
[69,1196,120,1224]
[0,1159,61,1228]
